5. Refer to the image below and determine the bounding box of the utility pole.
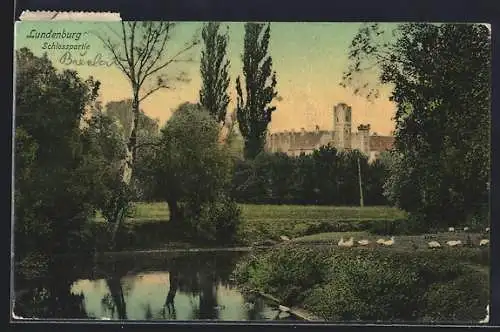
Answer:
[357,156,364,207]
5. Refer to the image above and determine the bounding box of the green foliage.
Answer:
[142,103,240,243]
[14,48,102,258]
[80,112,131,224]
[366,217,426,235]
[343,23,491,229]
[236,23,278,159]
[421,272,489,322]
[160,102,232,206]
[185,196,242,245]
[234,247,489,322]
[199,22,231,124]
[232,147,390,206]
[233,246,328,304]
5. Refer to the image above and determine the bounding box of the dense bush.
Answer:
[299,218,421,238]
[365,218,427,235]
[233,247,329,304]
[14,48,107,260]
[232,147,390,206]
[233,246,489,322]
[186,196,242,245]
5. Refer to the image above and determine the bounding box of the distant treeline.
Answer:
[230,146,390,206]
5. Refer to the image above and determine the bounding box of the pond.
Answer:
[13,250,296,321]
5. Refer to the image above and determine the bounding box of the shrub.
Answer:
[213,197,242,244]
[233,246,328,305]
[365,217,426,236]
[185,196,242,245]
[421,271,489,322]
[234,247,490,322]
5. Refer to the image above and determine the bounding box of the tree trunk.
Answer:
[167,199,181,225]
[129,94,140,163]
[244,134,265,160]
[110,92,140,249]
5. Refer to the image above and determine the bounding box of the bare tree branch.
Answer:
[139,83,171,102]
[93,32,133,81]
[139,38,199,88]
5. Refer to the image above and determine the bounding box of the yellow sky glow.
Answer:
[15,21,397,135]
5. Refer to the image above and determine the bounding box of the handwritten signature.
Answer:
[59,52,114,67]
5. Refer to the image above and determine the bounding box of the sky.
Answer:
[14,21,397,135]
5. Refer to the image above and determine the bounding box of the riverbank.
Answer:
[88,202,488,253]
[90,202,407,250]
[14,240,490,323]
[232,245,490,323]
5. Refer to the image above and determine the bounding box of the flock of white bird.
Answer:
[337,236,395,248]
[335,226,490,249]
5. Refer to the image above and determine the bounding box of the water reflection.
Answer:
[14,251,295,321]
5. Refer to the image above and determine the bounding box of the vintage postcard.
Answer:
[12,17,491,324]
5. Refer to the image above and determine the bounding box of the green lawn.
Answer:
[96,202,406,222]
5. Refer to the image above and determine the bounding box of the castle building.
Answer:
[265,103,394,162]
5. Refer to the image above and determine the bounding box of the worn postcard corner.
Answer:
[19,10,121,21]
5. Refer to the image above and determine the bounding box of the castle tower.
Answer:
[333,103,352,150]
[357,124,371,155]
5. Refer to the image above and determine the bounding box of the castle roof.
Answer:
[370,135,394,151]
[270,130,395,153]
[271,130,330,150]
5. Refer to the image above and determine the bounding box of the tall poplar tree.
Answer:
[199,22,231,125]
[236,23,278,160]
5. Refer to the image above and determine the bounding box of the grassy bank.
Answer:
[292,231,490,250]
[233,245,490,323]
[94,202,407,247]
[92,202,490,250]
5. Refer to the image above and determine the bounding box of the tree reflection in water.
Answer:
[244,292,263,321]
[198,255,218,320]
[14,251,266,321]
[161,258,179,320]
[13,261,88,319]
[102,263,128,320]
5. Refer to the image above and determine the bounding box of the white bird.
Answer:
[448,227,455,232]
[338,237,345,246]
[428,241,441,249]
[446,240,462,247]
[358,239,370,246]
[383,236,395,246]
[339,237,354,248]
[376,238,386,245]
[463,227,470,232]
[278,305,290,312]
[480,239,490,246]
[479,304,489,324]
[280,235,290,242]
[486,227,490,232]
